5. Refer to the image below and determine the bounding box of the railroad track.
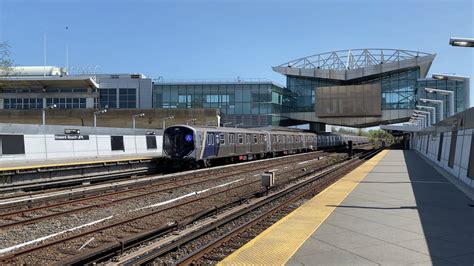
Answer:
[111,148,381,265]
[0,149,330,210]
[0,152,336,230]
[0,149,350,264]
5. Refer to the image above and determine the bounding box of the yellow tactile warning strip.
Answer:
[0,156,155,171]
[219,149,389,266]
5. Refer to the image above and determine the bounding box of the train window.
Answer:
[277,135,280,143]
[207,134,214,145]
[146,136,157,150]
[216,134,220,145]
[0,135,25,155]
[219,134,225,145]
[254,134,258,144]
[111,136,125,151]
[260,134,264,143]
[229,133,235,144]
[264,135,267,142]
[246,134,250,144]
[238,134,243,144]
[272,135,276,143]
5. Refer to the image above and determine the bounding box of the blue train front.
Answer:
[163,125,196,159]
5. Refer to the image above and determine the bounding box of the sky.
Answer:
[0,0,473,101]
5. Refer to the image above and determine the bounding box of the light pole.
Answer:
[424,88,455,116]
[186,118,197,125]
[419,98,444,121]
[223,122,232,127]
[416,105,436,124]
[414,110,431,127]
[413,114,428,128]
[93,109,107,128]
[449,37,474,47]
[160,116,174,129]
[42,104,57,125]
[132,113,145,129]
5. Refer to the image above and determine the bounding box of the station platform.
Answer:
[220,150,474,265]
[0,154,159,172]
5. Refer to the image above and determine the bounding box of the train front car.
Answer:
[163,125,196,160]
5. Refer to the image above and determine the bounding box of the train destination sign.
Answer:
[54,135,90,140]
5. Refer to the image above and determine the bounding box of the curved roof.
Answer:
[273,49,436,80]
[276,49,434,70]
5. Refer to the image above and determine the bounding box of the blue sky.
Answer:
[0,0,473,97]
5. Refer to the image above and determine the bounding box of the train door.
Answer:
[245,134,251,154]
[204,132,216,158]
[229,133,236,154]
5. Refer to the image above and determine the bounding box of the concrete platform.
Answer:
[0,154,158,171]
[220,150,474,265]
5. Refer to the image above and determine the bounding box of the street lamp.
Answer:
[93,109,107,128]
[419,98,444,121]
[414,110,431,127]
[42,104,57,125]
[222,122,232,127]
[424,88,455,116]
[449,37,474,47]
[160,116,174,129]
[234,123,244,128]
[187,118,197,125]
[412,114,427,128]
[132,113,145,129]
[416,105,436,124]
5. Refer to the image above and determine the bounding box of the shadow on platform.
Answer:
[403,150,474,265]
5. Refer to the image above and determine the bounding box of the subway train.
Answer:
[163,125,369,167]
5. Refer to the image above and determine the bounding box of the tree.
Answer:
[0,41,14,88]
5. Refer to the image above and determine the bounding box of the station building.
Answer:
[152,80,294,127]
[273,49,470,128]
[0,48,470,130]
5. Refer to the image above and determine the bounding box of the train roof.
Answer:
[167,125,315,135]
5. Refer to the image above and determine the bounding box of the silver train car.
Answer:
[163,125,317,167]
[163,125,369,167]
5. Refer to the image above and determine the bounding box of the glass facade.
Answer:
[46,98,87,109]
[98,88,137,109]
[4,98,43,109]
[153,82,294,127]
[416,78,466,120]
[99,88,117,108]
[285,68,420,113]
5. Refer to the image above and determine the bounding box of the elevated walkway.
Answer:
[220,150,474,265]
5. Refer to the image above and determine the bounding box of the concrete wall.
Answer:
[0,133,162,163]
[0,108,219,128]
[0,123,163,163]
[413,130,473,188]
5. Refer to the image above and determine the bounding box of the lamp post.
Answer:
[416,105,436,124]
[93,109,107,128]
[424,88,455,117]
[186,118,197,126]
[419,98,444,121]
[132,113,145,130]
[160,116,175,129]
[42,104,57,125]
[449,37,474,47]
[414,110,431,127]
[414,114,428,128]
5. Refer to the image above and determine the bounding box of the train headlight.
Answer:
[185,134,193,142]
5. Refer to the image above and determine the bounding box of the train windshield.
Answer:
[163,126,195,158]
